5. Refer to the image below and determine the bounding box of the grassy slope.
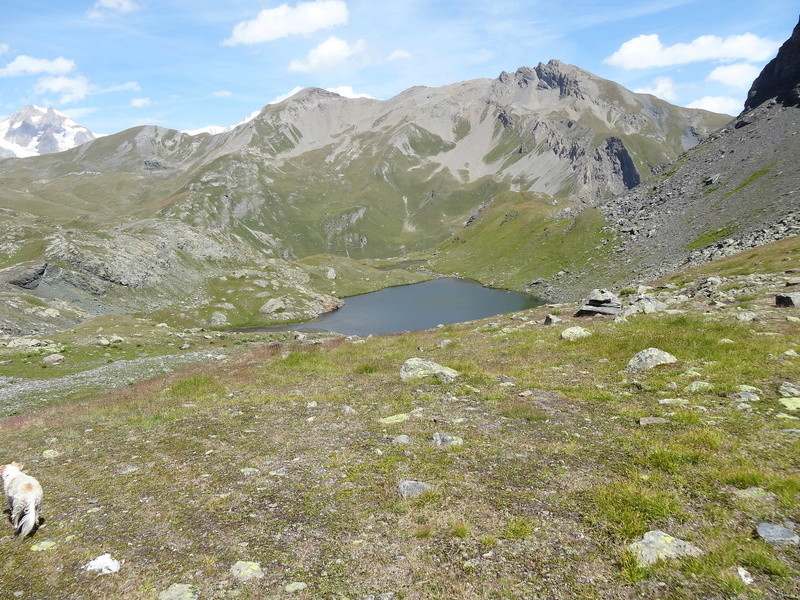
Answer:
[428,191,617,292]
[1,241,799,599]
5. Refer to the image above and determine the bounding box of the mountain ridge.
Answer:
[0,105,97,158]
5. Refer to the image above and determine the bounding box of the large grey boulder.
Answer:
[756,523,799,546]
[625,348,678,372]
[575,289,622,317]
[776,293,800,307]
[400,358,459,383]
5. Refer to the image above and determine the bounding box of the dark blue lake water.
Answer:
[261,278,543,336]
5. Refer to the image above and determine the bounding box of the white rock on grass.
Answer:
[42,353,65,365]
[83,553,122,574]
[560,326,591,341]
[397,480,432,498]
[628,530,703,566]
[625,348,678,372]
[779,382,800,397]
[432,432,464,448]
[756,523,800,546]
[400,358,459,383]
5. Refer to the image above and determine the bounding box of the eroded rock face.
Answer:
[745,18,800,110]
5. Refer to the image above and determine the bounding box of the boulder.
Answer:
[42,353,65,365]
[776,293,800,307]
[400,358,459,383]
[628,530,703,566]
[625,348,678,372]
[575,289,622,317]
[397,480,432,498]
[560,326,591,341]
[756,523,799,546]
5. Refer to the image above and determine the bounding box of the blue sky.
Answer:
[1,0,797,134]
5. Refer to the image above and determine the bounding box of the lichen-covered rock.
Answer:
[560,326,591,341]
[230,560,264,581]
[625,348,678,372]
[397,480,432,498]
[432,432,464,448]
[158,584,198,600]
[400,358,459,382]
[628,530,703,566]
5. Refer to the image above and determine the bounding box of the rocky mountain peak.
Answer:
[745,17,800,110]
[0,104,97,158]
[497,60,594,100]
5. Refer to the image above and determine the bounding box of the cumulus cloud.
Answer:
[87,0,141,19]
[0,55,76,77]
[706,63,761,89]
[325,86,374,99]
[224,0,348,46]
[268,86,304,104]
[289,36,365,72]
[634,77,678,102]
[34,75,91,103]
[388,49,412,61]
[213,90,233,97]
[605,33,778,69]
[686,96,741,115]
[130,97,151,107]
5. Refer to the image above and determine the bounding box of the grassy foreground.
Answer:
[1,244,799,599]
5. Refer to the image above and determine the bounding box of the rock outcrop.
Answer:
[745,18,800,110]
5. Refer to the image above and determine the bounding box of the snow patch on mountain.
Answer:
[0,105,97,158]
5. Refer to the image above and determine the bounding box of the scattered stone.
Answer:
[397,480,432,499]
[230,560,264,581]
[379,413,410,425]
[392,434,411,445]
[736,312,759,322]
[432,432,464,448]
[543,314,562,325]
[639,417,670,426]
[41,449,61,459]
[83,553,122,574]
[239,468,260,477]
[784,349,800,358]
[776,292,800,307]
[437,338,453,348]
[659,398,688,405]
[628,530,703,566]
[96,337,111,347]
[733,487,777,501]
[158,583,198,600]
[756,523,799,546]
[400,358,459,383]
[342,405,357,415]
[575,288,622,317]
[109,335,125,344]
[718,338,734,344]
[738,385,763,394]
[686,381,712,393]
[779,382,800,397]
[7,337,47,349]
[30,540,56,552]
[42,353,65,366]
[285,582,308,593]
[731,390,760,401]
[560,326,591,341]
[733,566,754,586]
[625,348,678,372]
[680,369,703,378]
[779,398,800,411]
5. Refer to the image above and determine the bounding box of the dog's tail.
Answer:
[17,497,38,537]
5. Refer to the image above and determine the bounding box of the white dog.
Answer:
[1,462,43,537]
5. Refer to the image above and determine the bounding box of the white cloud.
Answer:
[388,49,412,61]
[288,36,365,73]
[268,86,304,105]
[605,33,778,69]
[325,86,374,99]
[213,90,233,97]
[0,44,9,55]
[34,75,91,103]
[130,97,151,107]
[0,55,76,77]
[61,107,98,120]
[102,81,140,92]
[223,0,348,46]
[706,63,761,89]
[634,76,678,102]
[87,0,141,19]
[686,96,741,115]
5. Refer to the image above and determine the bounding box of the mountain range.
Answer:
[0,19,798,336]
[0,105,98,159]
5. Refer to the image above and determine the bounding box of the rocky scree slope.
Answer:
[592,18,800,288]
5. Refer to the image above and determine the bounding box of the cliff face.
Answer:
[745,18,800,110]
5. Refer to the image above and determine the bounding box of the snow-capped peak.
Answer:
[0,105,97,158]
